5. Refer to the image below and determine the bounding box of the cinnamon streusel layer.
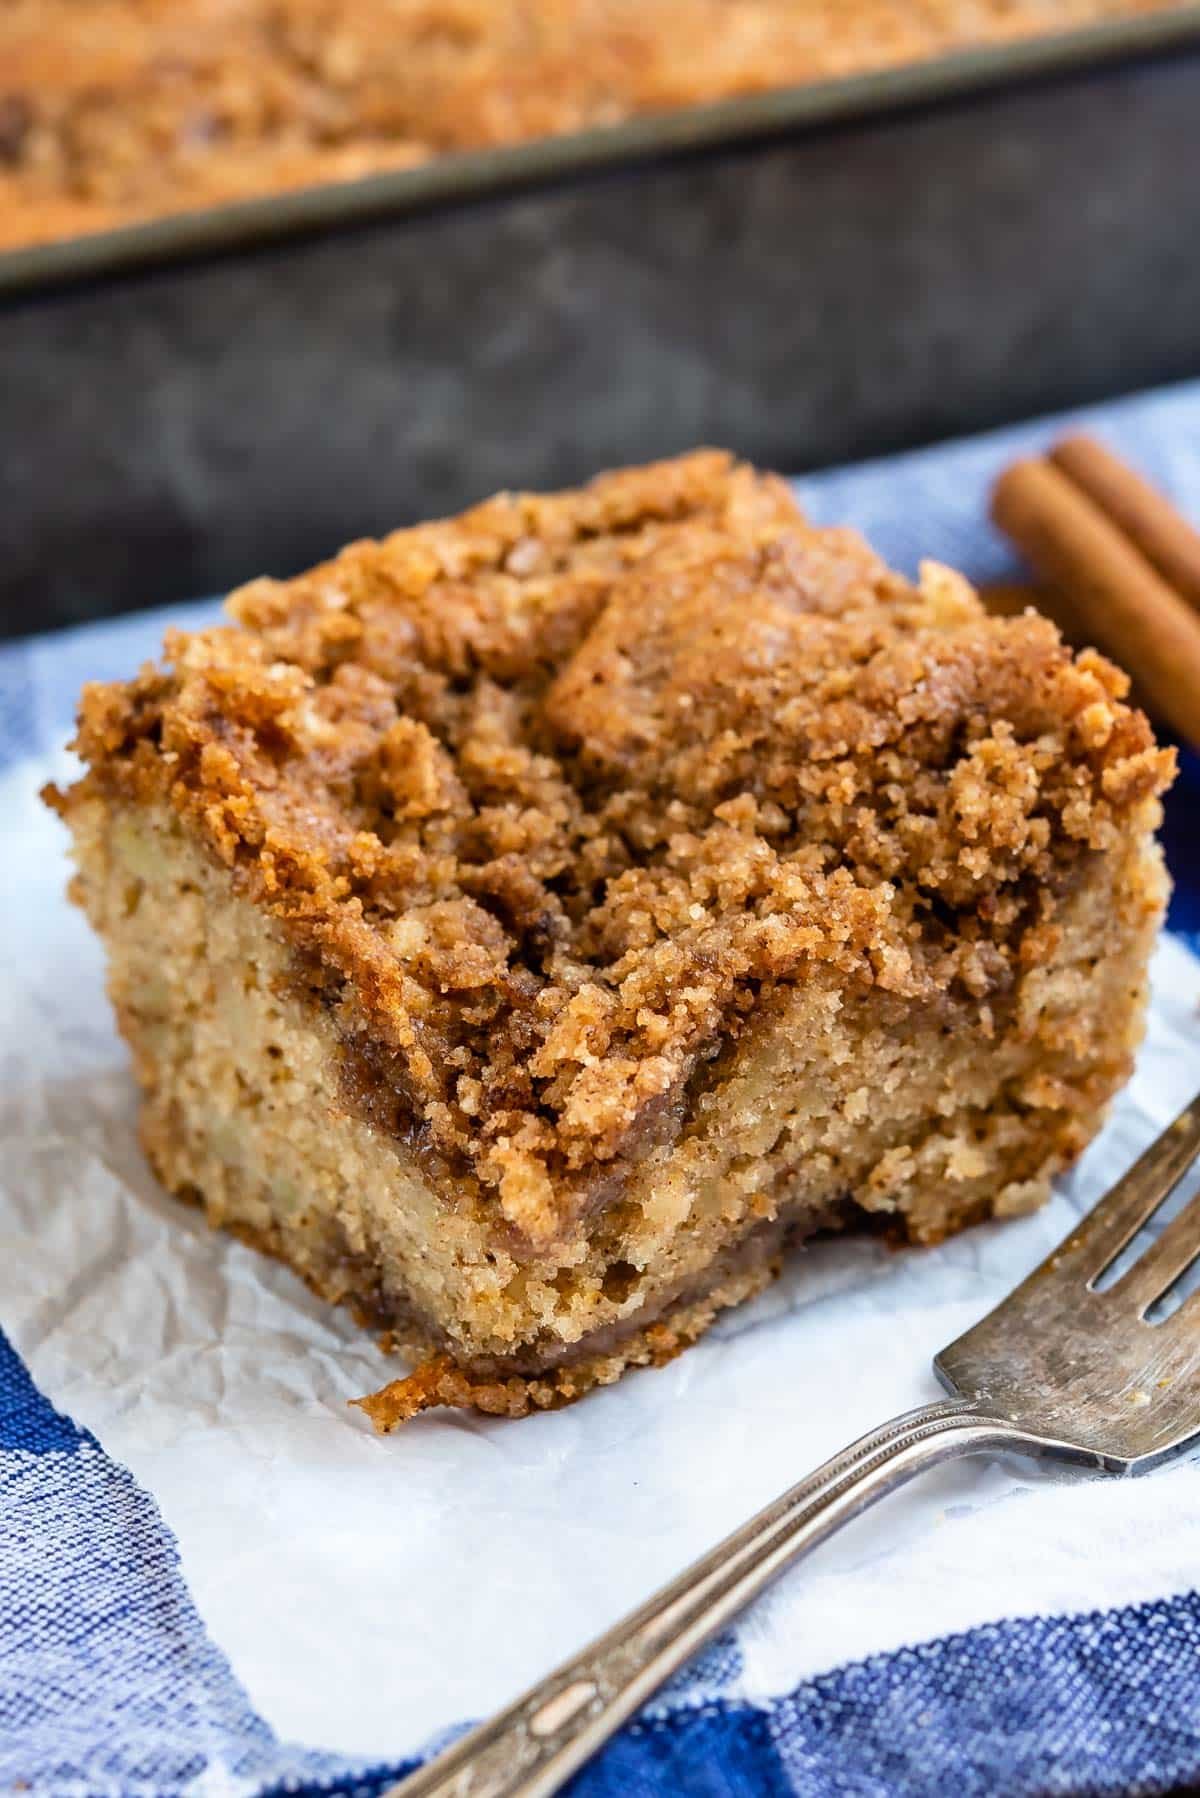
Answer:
[48,450,1175,1421]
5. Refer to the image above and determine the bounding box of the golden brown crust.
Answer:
[51,449,1175,1258]
[0,0,1185,249]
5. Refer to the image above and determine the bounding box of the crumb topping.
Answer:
[0,0,1184,247]
[58,450,1174,1243]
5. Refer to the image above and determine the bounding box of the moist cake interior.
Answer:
[49,451,1174,1420]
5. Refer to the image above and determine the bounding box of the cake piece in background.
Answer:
[46,450,1175,1423]
[1,0,1188,248]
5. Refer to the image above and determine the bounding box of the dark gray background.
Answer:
[3,47,1199,637]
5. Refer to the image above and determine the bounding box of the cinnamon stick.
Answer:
[991,456,1200,749]
[1051,434,1200,617]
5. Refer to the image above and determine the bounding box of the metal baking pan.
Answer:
[4,8,1200,637]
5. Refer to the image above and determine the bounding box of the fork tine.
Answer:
[1166,1281,1200,1334]
[1061,1092,1200,1285]
[1110,1185,1200,1313]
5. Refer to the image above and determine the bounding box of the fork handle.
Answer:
[390,1398,1033,1798]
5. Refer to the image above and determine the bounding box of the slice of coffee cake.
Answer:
[48,452,1174,1423]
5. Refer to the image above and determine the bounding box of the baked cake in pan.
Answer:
[1,0,1185,248]
[47,452,1174,1423]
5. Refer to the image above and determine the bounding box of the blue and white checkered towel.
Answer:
[3,382,1200,1798]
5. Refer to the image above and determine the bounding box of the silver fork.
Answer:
[393,1091,1200,1798]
